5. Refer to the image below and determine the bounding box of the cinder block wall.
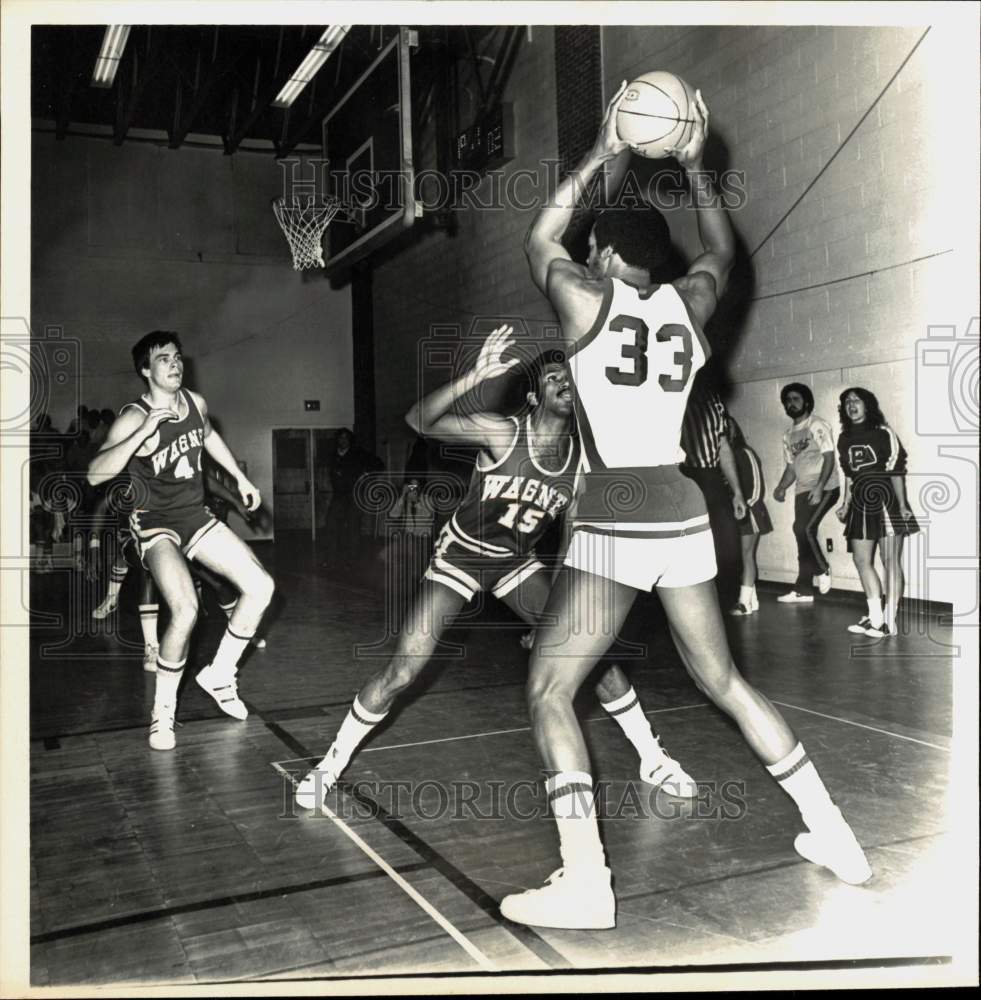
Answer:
[370,24,972,602]
[602,24,969,602]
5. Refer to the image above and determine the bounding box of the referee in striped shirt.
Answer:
[680,372,745,605]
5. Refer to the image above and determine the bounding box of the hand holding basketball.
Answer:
[591,81,632,161]
[664,89,709,169]
[473,325,521,384]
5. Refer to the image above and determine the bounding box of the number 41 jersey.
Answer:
[122,389,206,513]
[569,277,711,528]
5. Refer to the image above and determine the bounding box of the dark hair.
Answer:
[780,382,814,414]
[592,206,671,276]
[525,349,567,412]
[132,331,183,380]
[100,408,115,425]
[838,386,885,436]
[726,415,747,449]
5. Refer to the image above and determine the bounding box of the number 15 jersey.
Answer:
[569,277,711,530]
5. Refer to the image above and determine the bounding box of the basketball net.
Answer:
[272,196,342,270]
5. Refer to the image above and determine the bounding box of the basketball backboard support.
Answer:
[322,27,416,274]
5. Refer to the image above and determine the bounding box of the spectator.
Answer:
[772,383,840,604]
[836,387,919,638]
[325,428,369,570]
[724,416,773,616]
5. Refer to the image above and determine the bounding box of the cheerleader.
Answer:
[836,388,918,637]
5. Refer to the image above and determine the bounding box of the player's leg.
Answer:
[499,567,695,796]
[659,580,871,884]
[783,494,816,600]
[190,523,274,719]
[849,539,884,634]
[195,559,267,648]
[295,578,467,808]
[732,532,760,615]
[807,488,838,593]
[138,565,160,672]
[880,534,904,635]
[500,567,636,930]
[93,546,128,619]
[143,540,199,751]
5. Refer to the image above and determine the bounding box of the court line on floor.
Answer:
[30,862,431,946]
[271,762,496,973]
[771,701,951,752]
[354,702,711,755]
[264,721,571,972]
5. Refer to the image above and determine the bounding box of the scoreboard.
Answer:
[453,103,515,173]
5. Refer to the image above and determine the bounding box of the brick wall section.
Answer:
[371,27,561,474]
[555,26,602,176]
[601,25,969,598]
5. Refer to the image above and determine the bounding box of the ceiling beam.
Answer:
[223,28,300,154]
[114,28,168,145]
[168,30,258,149]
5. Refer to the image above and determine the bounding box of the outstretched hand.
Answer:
[664,88,709,169]
[472,325,521,385]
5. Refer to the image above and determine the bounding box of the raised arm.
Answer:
[524,83,630,297]
[669,92,736,329]
[88,406,176,486]
[405,324,520,458]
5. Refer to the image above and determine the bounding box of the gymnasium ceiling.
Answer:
[31,24,512,155]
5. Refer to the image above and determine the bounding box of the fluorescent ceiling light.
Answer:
[91,25,132,88]
[273,25,350,108]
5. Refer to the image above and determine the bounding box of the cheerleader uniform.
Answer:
[837,423,919,544]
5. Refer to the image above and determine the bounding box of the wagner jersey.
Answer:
[448,415,578,556]
[122,390,207,513]
[569,277,711,531]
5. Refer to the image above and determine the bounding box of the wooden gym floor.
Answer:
[29,537,955,985]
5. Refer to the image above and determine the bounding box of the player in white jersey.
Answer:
[501,85,871,929]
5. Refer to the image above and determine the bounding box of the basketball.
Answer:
[616,71,697,159]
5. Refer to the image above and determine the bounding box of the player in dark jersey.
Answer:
[295,325,697,809]
[505,85,870,929]
[88,332,274,751]
[835,387,918,638]
[725,416,773,616]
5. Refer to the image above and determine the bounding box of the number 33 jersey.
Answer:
[450,415,578,556]
[122,389,206,513]
[569,277,711,529]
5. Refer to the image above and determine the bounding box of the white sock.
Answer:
[601,687,658,759]
[105,565,127,600]
[867,598,883,627]
[547,772,606,872]
[330,695,388,765]
[139,604,159,648]
[209,626,252,679]
[739,585,755,606]
[766,743,841,832]
[154,654,185,709]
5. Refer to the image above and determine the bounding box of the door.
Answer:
[272,429,313,537]
[273,428,345,539]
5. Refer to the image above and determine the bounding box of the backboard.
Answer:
[322,27,417,274]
